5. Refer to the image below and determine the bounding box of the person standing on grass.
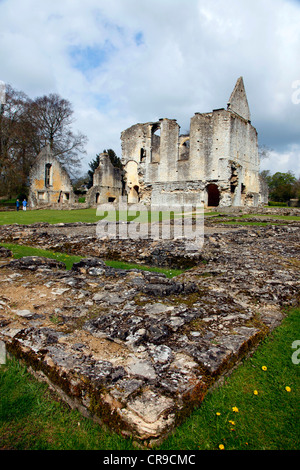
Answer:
[22,199,27,211]
[16,199,20,211]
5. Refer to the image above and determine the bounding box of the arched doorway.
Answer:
[207,184,220,207]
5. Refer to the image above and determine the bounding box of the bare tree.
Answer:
[28,93,87,175]
[258,144,272,160]
[0,85,87,197]
[0,85,37,197]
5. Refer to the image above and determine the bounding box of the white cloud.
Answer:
[0,0,299,176]
[260,145,300,177]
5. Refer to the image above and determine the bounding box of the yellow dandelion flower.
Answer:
[262,366,267,371]
[229,420,235,425]
[285,386,291,392]
[219,444,225,450]
[216,412,221,416]
[232,406,239,413]
[253,390,258,395]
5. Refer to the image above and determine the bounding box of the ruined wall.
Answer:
[155,119,180,183]
[228,113,260,206]
[259,175,269,205]
[121,77,262,208]
[29,146,75,208]
[227,76,251,122]
[86,153,123,205]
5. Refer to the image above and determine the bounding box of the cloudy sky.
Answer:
[1,0,299,177]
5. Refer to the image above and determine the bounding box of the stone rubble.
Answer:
[0,214,299,446]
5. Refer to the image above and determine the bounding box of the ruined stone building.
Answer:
[28,146,75,208]
[86,152,124,206]
[121,77,267,207]
[28,78,267,209]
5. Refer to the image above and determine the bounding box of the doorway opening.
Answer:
[207,184,220,206]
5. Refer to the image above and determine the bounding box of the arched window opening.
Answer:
[45,163,52,187]
[179,137,190,161]
[151,124,161,162]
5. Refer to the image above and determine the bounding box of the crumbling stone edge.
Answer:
[2,321,266,448]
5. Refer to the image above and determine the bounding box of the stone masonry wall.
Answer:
[29,146,75,208]
[121,78,262,208]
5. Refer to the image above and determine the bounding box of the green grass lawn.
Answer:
[0,243,82,270]
[0,307,299,450]
[1,208,298,228]
[103,259,184,278]
[0,356,135,451]
[240,214,300,221]
[159,306,300,451]
[214,213,299,226]
[0,207,206,226]
[0,208,102,225]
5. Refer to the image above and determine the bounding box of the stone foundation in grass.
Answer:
[0,219,299,446]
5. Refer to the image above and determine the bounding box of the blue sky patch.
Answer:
[134,31,144,46]
[94,93,111,110]
[69,43,114,72]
